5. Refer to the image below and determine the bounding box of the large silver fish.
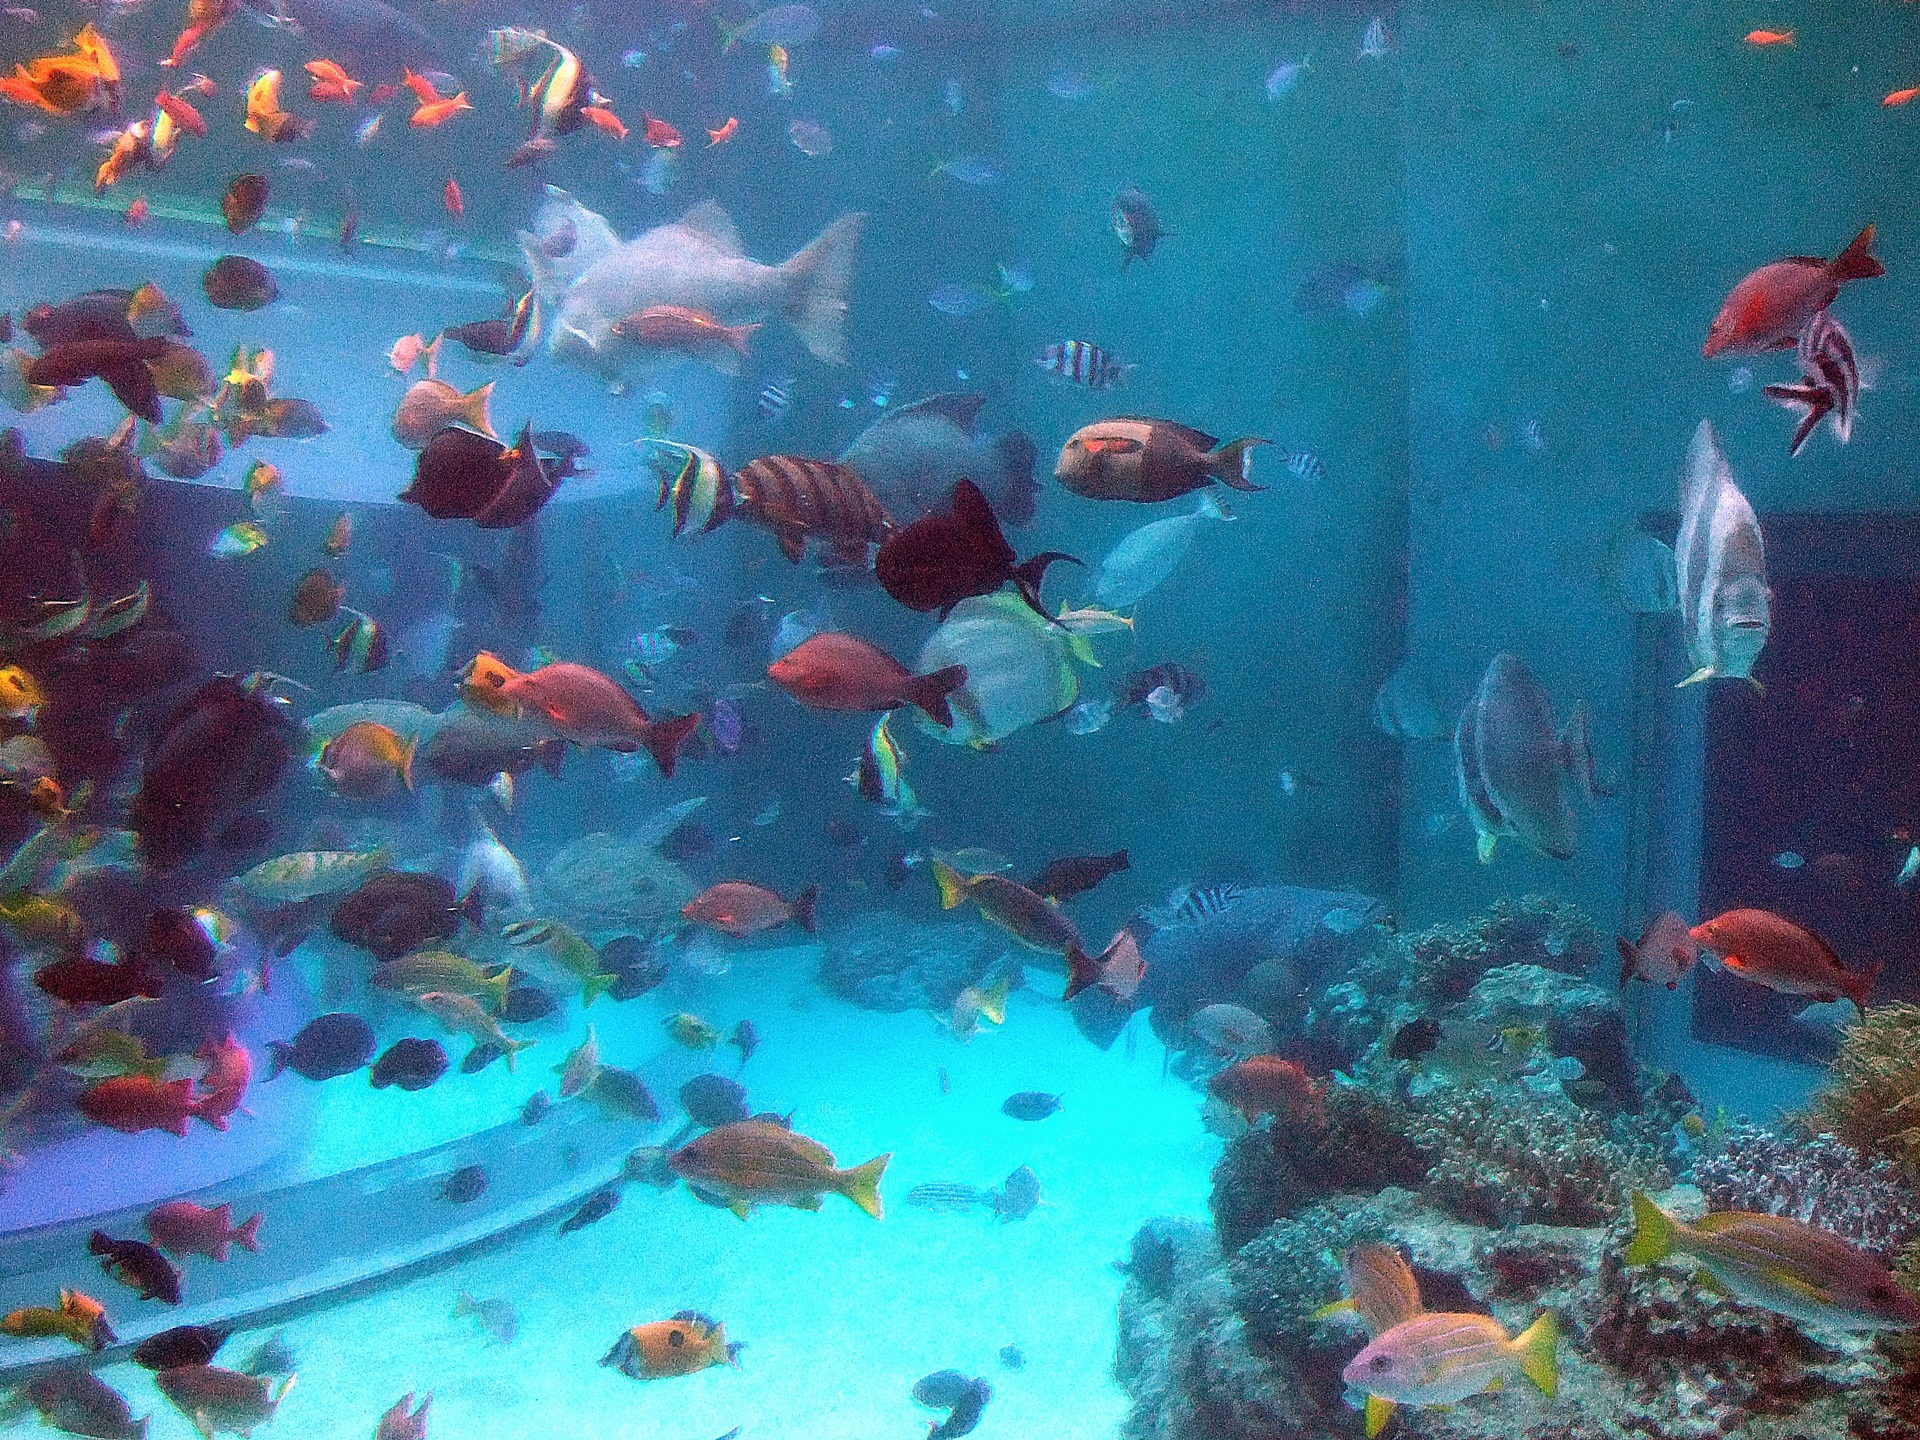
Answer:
[840,393,1038,525]
[1675,419,1770,687]
[521,200,864,378]
[1454,652,1597,862]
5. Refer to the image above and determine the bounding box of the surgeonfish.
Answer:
[1453,653,1599,863]
[1091,491,1232,610]
[1674,420,1770,688]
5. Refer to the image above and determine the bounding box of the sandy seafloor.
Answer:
[73,945,1216,1440]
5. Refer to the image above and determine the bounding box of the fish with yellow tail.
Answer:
[931,859,1143,1003]
[235,848,389,904]
[1,1288,115,1350]
[501,918,617,1005]
[1343,1309,1557,1437]
[415,991,534,1071]
[669,1118,888,1219]
[1311,1243,1422,1335]
[1624,1191,1920,1332]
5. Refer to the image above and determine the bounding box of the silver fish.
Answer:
[1675,419,1770,687]
[840,393,1038,526]
[1454,652,1597,862]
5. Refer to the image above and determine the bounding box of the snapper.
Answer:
[461,652,697,777]
[1703,224,1882,357]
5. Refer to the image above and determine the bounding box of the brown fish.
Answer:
[391,378,495,450]
[154,1366,292,1439]
[401,424,562,529]
[612,304,760,370]
[874,479,1076,619]
[24,337,167,421]
[931,859,1143,1002]
[732,455,894,562]
[1055,418,1266,503]
[219,174,269,233]
[201,256,278,312]
[287,568,344,627]
[669,1118,888,1219]
[682,881,819,938]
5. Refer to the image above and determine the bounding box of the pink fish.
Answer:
[1617,911,1699,990]
[193,1032,252,1131]
[144,1201,262,1261]
[464,653,697,777]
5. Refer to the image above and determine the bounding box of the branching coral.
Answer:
[1808,1003,1920,1176]
[1689,1122,1920,1257]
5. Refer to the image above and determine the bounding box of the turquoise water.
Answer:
[2,2,1920,1438]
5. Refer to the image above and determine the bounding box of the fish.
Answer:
[1266,58,1310,99]
[220,174,269,234]
[370,1037,450,1091]
[0,24,117,115]
[89,1232,182,1304]
[402,424,568,529]
[442,290,537,361]
[202,255,278,311]
[1372,662,1445,741]
[135,1324,230,1370]
[304,58,361,103]
[933,861,1140,1002]
[726,455,894,564]
[416,991,531,1069]
[154,1366,293,1440]
[1744,28,1794,45]
[559,1186,621,1234]
[391,379,495,449]
[612,305,760,372]
[209,521,269,559]
[682,881,819,938]
[769,632,968,727]
[1884,87,1920,107]
[1625,1191,1920,1331]
[730,1020,759,1065]
[928,283,994,317]
[287,569,345,628]
[1703,224,1881,357]
[239,848,389,904]
[719,5,821,51]
[585,1066,659,1121]
[502,919,617,1005]
[1112,186,1163,268]
[145,1202,261,1261]
[841,393,1039,527]
[78,1075,197,1135]
[0,664,45,720]
[1056,419,1265,502]
[34,954,163,1006]
[317,721,416,798]
[1037,339,1132,389]
[1344,1311,1556,1437]
[914,1372,993,1440]
[1119,663,1206,717]
[1617,911,1700,990]
[265,1013,376,1080]
[458,819,531,917]
[24,338,168,421]
[665,1012,721,1049]
[1001,1091,1061,1121]
[1187,1003,1274,1060]
[1674,420,1770,686]
[557,1026,600,1097]
[846,715,927,826]
[1092,491,1232,609]
[438,1164,488,1203]
[454,1291,518,1344]
[602,1312,741,1378]
[326,609,387,673]
[372,951,510,1009]
[669,1118,888,1219]
[757,379,792,420]
[23,1367,146,1440]
[244,69,314,143]
[521,201,865,374]
[1763,308,1860,456]
[1026,850,1130,902]
[460,652,697,775]
[915,594,1090,748]
[193,1033,251,1133]
[876,480,1075,620]
[992,1167,1040,1220]
[1690,908,1877,1009]
[1601,526,1680,614]
[1453,652,1598,862]
[1359,15,1391,57]
[2,1289,114,1350]
[680,1073,750,1127]
[411,92,472,127]
[1207,1054,1325,1124]
[905,1182,992,1213]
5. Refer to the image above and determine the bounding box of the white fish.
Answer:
[1265,58,1308,99]
[1359,16,1390,58]
[1146,686,1185,723]
[458,817,531,917]
[1602,527,1679,615]
[1064,698,1112,735]
[1092,492,1231,610]
[1373,662,1444,741]
[1675,419,1770,687]
[521,200,866,377]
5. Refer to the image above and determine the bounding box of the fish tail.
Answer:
[980,977,1008,1025]
[910,664,968,729]
[504,1036,534,1071]
[778,211,867,363]
[1061,943,1100,1002]
[484,965,512,1011]
[1208,437,1269,492]
[838,1152,890,1219]
[458,885,488,932]
[1511,1310,1559,1397]
[581,970,615,1008]
[462,381,497,439]
[1623,1190,1674,1266]
[233,1211,262,1253]
[453,1290,475,1318]
[788,883,820,934]
[1847,959,1883,1014]
[264,1040,291,1080]
[930,859,968,910]
[642,711,699,780]
[1012,552,1081,619]
[1830,223,1886,283]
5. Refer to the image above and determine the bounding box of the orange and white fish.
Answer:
[304,59,361,104]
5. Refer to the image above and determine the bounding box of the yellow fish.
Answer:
[0,664,45,719]
[1,1289,114,1350]
[663,1012,720,1049]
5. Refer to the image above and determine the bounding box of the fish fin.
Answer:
[233,1211,262,1252]
[1511,1310,1558,1397]
[399,734,417,792]
[1558,701,1598,800]
[1363,1395,1394,1438]
[775,528,807,564]
[1623,1190,1673,1266]
[890,392,988,430]
[484,965,512,1011]
[503,1036,534,1071]
[788,884,819,934]
[1830,223,1886,283]
[1616,937,1640,985]
[1207,437,1268,492]
[729,1197,752,1220]
[838,1152,889,1219]
[462,381,497,439]
[910,664,968,729]
[1675,665,1716,688]
[1308,1298,1355,1321]
[779,211,867,364]
[931,859,967,909]
[1012,552,1081,619]
[581,970,614,1007]
[458,885,488,932]
[642,712,698,780]
[1062,942,1099,1001]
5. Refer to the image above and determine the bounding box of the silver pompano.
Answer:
[1454,652,1596,862]
[1675,419,1770,685]
[840,393,1039,525]
[526,200,866,376]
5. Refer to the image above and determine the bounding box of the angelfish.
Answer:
[1674,419,1770,687]
[1453,653,1599,863]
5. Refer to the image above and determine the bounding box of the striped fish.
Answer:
[733,454,895,563]
[757,379,793,420]
[653,441,733,537]
[1036,339,1130,388]
[904,1181,991,1213]
[1280,450,1326,483]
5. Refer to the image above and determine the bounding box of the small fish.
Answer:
[1000,1090,1060,1121]
[602,1312,740,1378]
[1617,911,1700,990]
[757,380,792,420]
[1208,1055,1324,1124]
[1265,58,1309,99]
[932,154,1003,185]
[708,116,739,145]
[220,173,269,234]
[89,1231,183,1303]
[453,1290,518,1343]
[438,1164,488,1203]
[2,1289,115,1350]
[665,1012,722,1049]
[444,178,463,217]
[370,1037,449,1091]
[411,92,473,128]
[1344,1311,1556,1436]
[1037,339,1130,388]
[643,114,682,147]
[669,1119,887,1219]
[134,1323,230,1370]
[560,1186,621,1235]
[788,118,831,157]
[1744,28,1793,46]
[1359,15,1390,57]
[1883,87,1920,107]
[1703,225,1881,357]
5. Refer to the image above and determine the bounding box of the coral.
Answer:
[541,832,695,933]
[1408,1084,1668,1227]
[815,911,1000,1012]
[1460,963,1641,1105]
[1385,896,1604,1007]
[1809,1003,1920,1177]
[1690,1122,1920,1257]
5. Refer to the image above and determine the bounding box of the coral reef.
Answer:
[1809,1003,1920,1176]
[815,912,1001,1012]
[1385,895,1603,1007]
[1690,1122,1920,1257]
[541,832,696,933]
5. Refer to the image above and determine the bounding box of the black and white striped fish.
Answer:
[757,378,793,421]
[1036,340,1131,389]
[1279,450,1326,483]
[1764,310,1859,457]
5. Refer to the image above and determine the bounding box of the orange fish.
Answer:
[444,178,463,217]
[0,24,119,115]
[602,1313,740,1379]
[1744,28,1793,45]
[1690,908,1879,1010]
[707,116,739,146]
[304,59,362,104]
[1207,1054,1326,1125]
[1702,224,1883,357]
[402,69,444,103]
[411,92,472,128]
[1884,87,1920,107]
[323,512,352,556]
[155,87,208,136]
[582,104,628,139]
[643,114,682,148]
[124,196,148,225]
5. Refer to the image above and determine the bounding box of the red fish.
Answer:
[769,633,967,727]
[683,881,819,938]
[443,177,463,217]
[874,479,1077,619]
[462,653,697,777]
[24,338,168,422]
[708,116,739,146]
[154,88,208,137]
[1616,911,1699,990]
[411,92,472,128]
[193,1032,251,1131]
[34,955,163,1006]
[1207,1055,1325,1125]
[1691,908,1878,1010]
[304,58,361,103]
[401,69,443,104]
[124,196,148,225]
[582,104,627,139]
[1702,224,1883,357]
[145,1200,261,1261]
[643,113,682,147]
[77,1075,197,1136]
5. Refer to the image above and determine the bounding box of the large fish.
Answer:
[1453,653,1597,863]
[522,200,866,376]
[1091,491,1231,609]
[1674,419,1770,687]
[912,592,1089,748]
[840,393,1039,526]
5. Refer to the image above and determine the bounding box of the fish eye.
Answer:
[1368,1354,1392,1372]
[668,1329,685,1346]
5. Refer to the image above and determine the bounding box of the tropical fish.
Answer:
[840,392,1039,527]
[392,379,495,449]
[612,305,759,372]
[1702,224,1881,357]
[265,1013,376,1081]
[1453,652,1598,862]
[1187,1003,1274,1060]
[1026,850,1130,902]
[0,664,45,719]
[1763,308,1859,456]
[915,1371,993,1440]
[416,991,532,1069]
[602,1312,740,1378]
[24,338,168,422]
[682,881,819,937]
[1207,1055,1324,1124]
[769,632,967,727]
[1371,662,1445,741]
[669,1119,887,1219]
[1092,492,1231,609]
[89,1232,182,1304]
[488,29,598,165]
[453,1291,519,1344]
[1037,339,1132,388]
[1056,419,1265,502]
[2,1289,115,1349]
[220,173,269,233]
[1344,1311,1556,1437]
[876,480,1075,619]
[1601,526,1679,614]
[1625,1191,1920,1331]
[665,1012,721,1049]
[155,1365,293,1439]
[460,652,697,775]
[401,424,568,529]
[145,1202,261,1261]
[133,1324,229,1371]
[0,24,118,115]
[202,255,278,311]
[502,919,617,1005]
[370,1037,449,1091]
[317,721,416,798]
[846,715,927,826]
[1690,908,1877,1009]
[371,951,510,1009]
[932,860,1141,1002]
[237,848,389,904]
[915,593,1090,748]
[1112,186,1163,268]
[1674,420,1770,687]
[1617,911,1699,990]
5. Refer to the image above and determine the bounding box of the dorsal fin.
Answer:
[675,201,743,255]
[889,392,986,431]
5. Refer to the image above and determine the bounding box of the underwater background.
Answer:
[1,0,1920,1438]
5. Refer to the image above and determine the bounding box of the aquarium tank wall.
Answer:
[1,1,1919,1438]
